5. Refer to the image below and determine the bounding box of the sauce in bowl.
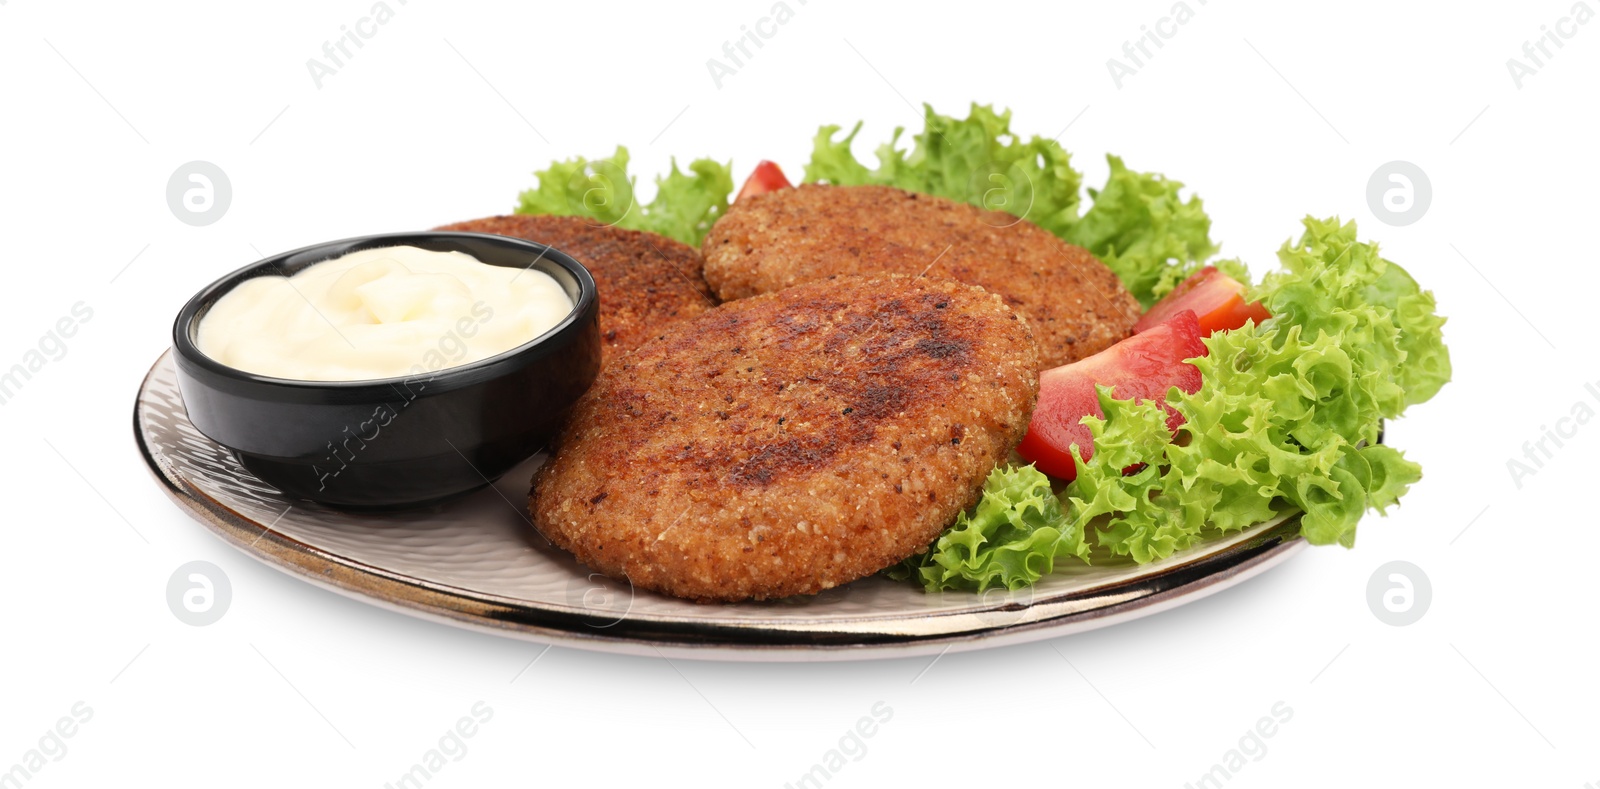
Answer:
[197,245,572,381]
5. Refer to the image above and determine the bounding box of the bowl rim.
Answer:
[171,231,598,396]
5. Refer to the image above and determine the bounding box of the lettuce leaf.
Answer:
[1067,388,1200,563]
[1255,217,1453,436]
[1062,156,1220,307]
[515,145,732,246]
[1256,217,1452,409]
[803,106,1218,306]
[890,464,1086,592]
[899,215,1449,590]
[1168,319,1425,549]
[805,103,1084,238]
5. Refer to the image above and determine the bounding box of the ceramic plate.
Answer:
[135,351,1304,661]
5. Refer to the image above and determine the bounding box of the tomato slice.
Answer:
[735,160,792,201]
[1016,310,1207,482]
[1134,266,1270,336]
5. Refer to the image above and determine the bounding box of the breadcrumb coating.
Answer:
[530,274,1041,602]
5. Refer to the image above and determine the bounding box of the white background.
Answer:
[2,1,1596,786]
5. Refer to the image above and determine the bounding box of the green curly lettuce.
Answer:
[1256,217,1452,411]
[890,465,1087,592]
[803,106,1218,306]
[1168,319,1425,549]
[1067,389,1198,563]
[805,103,1084,238]
[1147,217,1443,550]
[515,145,732,246]
[899,215,1448,590]
[1063,156,1220,307]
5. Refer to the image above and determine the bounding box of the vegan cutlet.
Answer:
[530,274,1041,602]
[701,184,1141,367]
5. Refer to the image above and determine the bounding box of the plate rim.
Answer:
[134,350,1307,662]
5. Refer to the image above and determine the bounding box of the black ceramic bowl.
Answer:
[172,232,600,508]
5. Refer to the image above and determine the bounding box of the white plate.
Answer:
[135,350,1305,661]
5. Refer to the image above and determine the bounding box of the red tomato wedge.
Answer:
[1134,266,1271,336]
[735,160,792,201]
[1016,310,1207,482]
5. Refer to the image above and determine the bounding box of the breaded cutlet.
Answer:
[701,184,1140,368]
[531,274,1040,602]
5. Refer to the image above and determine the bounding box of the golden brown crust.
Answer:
[701,184,1141,368]
[435,214,716,366]
[530,275,1040,602]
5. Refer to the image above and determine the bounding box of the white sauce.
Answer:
[197,246,573,381]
